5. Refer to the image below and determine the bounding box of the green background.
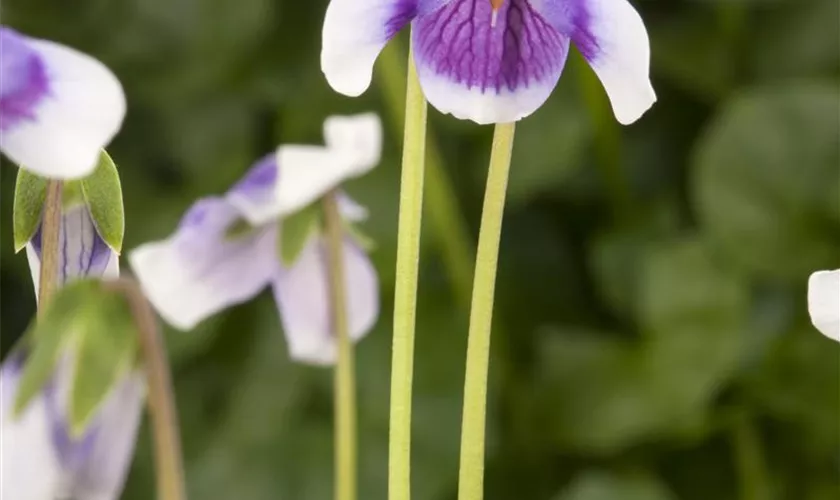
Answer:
[1,0,839,499]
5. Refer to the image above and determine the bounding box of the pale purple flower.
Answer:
[1,204,144,500]
[0,26,125,178]
[321,0,655,125]
[808,269,840,342]
[129,114,382,365]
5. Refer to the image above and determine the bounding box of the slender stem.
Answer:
[389,40,427,500]
[457,123,516,500]
[106,278,187,500]
[322,191,357,500]
[37,180,63,311]
[379,42,474,303]
[732,411,772,500]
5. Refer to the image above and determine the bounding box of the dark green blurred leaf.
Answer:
[693,83,840,280]
[556,470,676,500]
[280,202,320,266]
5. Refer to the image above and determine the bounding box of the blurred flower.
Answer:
[321,0,655,125]
[130,114,382,365]
[0,26,125,179]
[1,203,143,500]
[807,269,839,342]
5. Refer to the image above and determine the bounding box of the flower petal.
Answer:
[564,0,655,124]
[0,27,125,179]
[225,153,280,226]
[1,358,63,500]
[337,191,369,222]
[321,0,419,96]
[271,237,380,365]
[323,113,383,172]
[808,269,840,342]
[26,204,118,302]
[129,198,277,330]
[72,374,145,500]
[412,0,569,124]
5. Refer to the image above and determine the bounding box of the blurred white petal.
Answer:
[808,269,840,342]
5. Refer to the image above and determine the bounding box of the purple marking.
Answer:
[31,206,114,283]
[413,0,567,93]
[44,379,100,474]
[0,27,50,132]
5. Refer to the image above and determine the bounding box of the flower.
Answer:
[1,202,144,500]
[0,26,126,179]
[321,0,655,125]
[129,113,382,365]
[808,269,839,342]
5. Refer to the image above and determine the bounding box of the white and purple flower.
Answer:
[0,26,126,178]
[808,269,840,342]
[321,0,655,125]
[1,202,143,500]
[129,114,382,365]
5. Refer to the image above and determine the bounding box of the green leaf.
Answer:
[224,218,258,240]
[81,150,125,253]
[693,83,840,280]
[279,203,321,266]
[13,169,48,253]
[69,288,138,437]
[13,280,99,415]
[61,180,86,209]
[344,221,376,251]
[556,471,676,500]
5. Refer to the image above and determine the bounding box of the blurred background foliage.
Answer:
[1,0,839,499]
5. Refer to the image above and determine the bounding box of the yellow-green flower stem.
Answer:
[105,278,187,500]
[457,122,516,500]
[37,180,63,312]
[322,191,357,500]
[379,41,474,303]
[389,40,428,500]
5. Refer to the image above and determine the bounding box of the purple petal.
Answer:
[26,204,118,303]
[130,197,278,330]
[0,27,50,133]
[271,236,379,365]
[412,0,569,124]
[539,0,655,124]
[321,0,420,96]
[226,153,281,225]
[0,27,126,179]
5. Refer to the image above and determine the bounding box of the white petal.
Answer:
[574,0,656,124]
[273,145,369,218]
[808,269,840,342]
[1,360,63,500]
[337,191,369,222]
[129,198,277,330]
[1,35,125,179]
[321,0,418,96]
[323,113,383,172]
[72,374,145,500]
[272,237,380,365]
[25,204,117,304]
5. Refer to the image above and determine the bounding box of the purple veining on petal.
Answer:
[413,0,567,93]
[385,0,420,38]
[530,0,598,61]
[31,205,113,283]
[43,379,99,474]
[0,27,51,132]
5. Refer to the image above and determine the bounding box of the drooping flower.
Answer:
[0,26,126,178]
[1,201,144,500]
[808,269,840,342]
[321,0,655,125]
[129,113,382,365]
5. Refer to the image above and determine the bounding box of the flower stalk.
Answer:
[457,122,516,500]
[322,190,357,500]
[105,278,187,500]
[389,40,428,500]
[37,180,63,311]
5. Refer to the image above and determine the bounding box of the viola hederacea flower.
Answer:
[0,26,125,178]
[808,269,840,342]
[129,113,382,365]
[1,203,144,500]
[321,0,655,125]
